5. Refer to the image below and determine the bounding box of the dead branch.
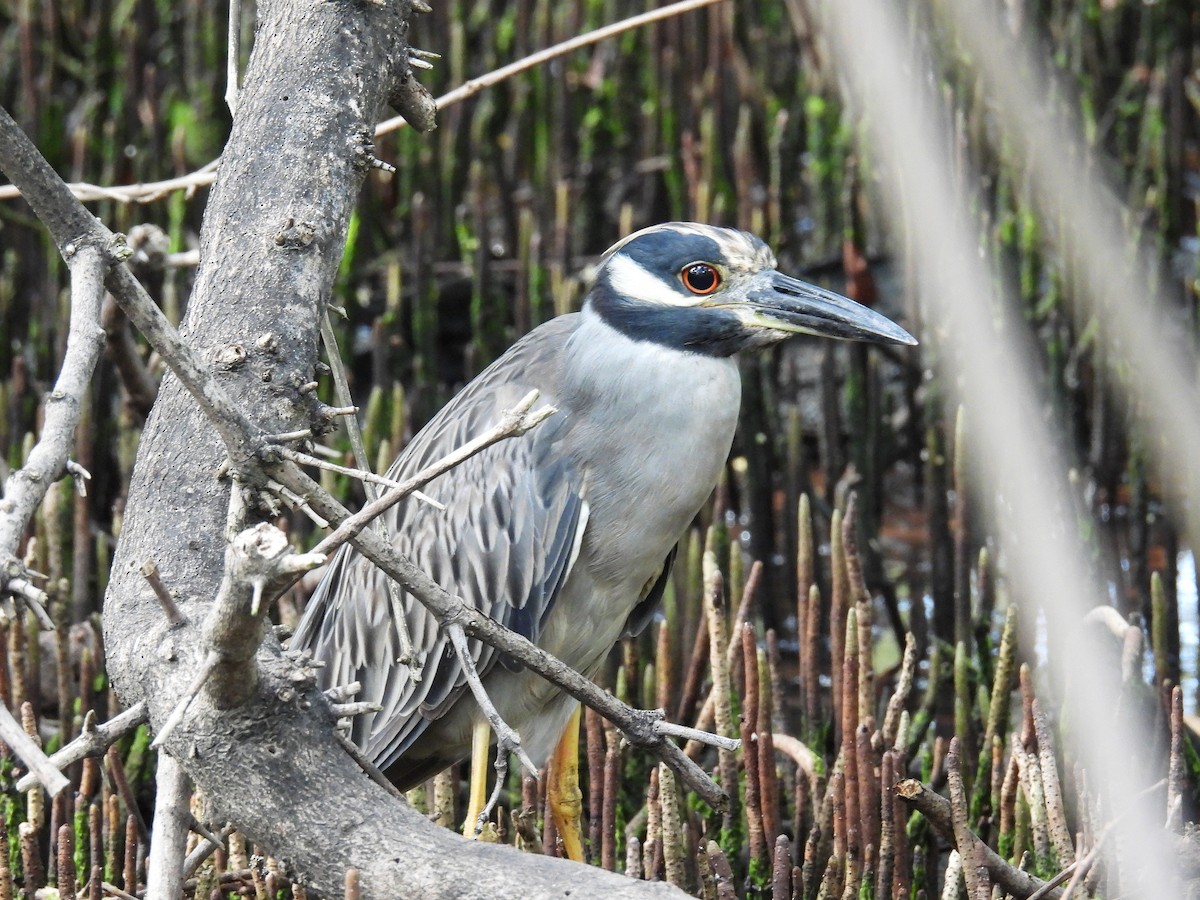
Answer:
[0,222,107,613]
[0,699,70,796]
[15,703,148,792]
[894,778,1061,899]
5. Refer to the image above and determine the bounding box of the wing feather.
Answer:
[290,315,586,771]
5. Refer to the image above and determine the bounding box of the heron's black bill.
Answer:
[745,271,917,346]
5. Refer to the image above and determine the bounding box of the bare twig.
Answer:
[653,720,740,751]
[101,882,141,900]
[181,824,236,879]
[374,0,727,133]
[140,561,186,627]
[16,703,148,792]
[276,447,444,510]
[265,479,330,529]
[1027,865,1076,900]
[65,458,91,495]
[317,310,420,669]
[446,622,537,780]
[4,578,56,630]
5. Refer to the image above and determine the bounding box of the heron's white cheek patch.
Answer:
[605,254,694,307]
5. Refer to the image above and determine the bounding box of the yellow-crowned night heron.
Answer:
[291,222,915,851]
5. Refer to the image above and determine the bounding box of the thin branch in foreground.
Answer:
[277,447,445,510]
[0,699,70,796]
[4,578,56,630]
[65,459,91,496]
[0,239,107,616]
[264,480,330,529]
[446,621,538,780]
[653,720,740,752]
[324,681,363,704]
[150,650,221,750]
[373,0,728,134]
[144,755,192,900]
[181,824,236,879]
[329,701,382,720]
[101,881,140,900]
[303,389,555,559]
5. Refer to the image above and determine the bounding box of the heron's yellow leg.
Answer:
[462,719,491,836]
[547,703,584,862]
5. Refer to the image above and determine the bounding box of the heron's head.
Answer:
[587,222,916,356]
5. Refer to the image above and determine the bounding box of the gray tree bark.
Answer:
[96,0,687,896]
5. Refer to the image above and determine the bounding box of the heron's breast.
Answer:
[562,313,742,585]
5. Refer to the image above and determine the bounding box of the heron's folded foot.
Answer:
[548,704,584,862]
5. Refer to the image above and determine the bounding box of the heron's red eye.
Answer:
[681,263,721,295]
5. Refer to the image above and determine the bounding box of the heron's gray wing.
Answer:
[290,315,584,771]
